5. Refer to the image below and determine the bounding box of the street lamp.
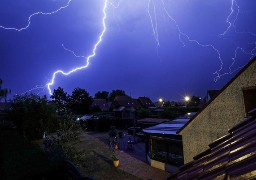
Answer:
[184,96,190,102]
[158,98,164,107]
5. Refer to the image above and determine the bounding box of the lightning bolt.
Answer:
[220,0,238,36]
[46,0,108,95]
[148,0,223,81]
[1,0,255,96]
[216,0,256,79]
[62,44,86,59]
[148,0,160,48]
[21,85,46,95]
[0,0,72,31]
[0,0,108,96]
[147,0,256,82]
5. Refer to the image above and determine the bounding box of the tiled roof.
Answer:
[171,114,256,179]
[138,97,155,108]
[113,96,141,109]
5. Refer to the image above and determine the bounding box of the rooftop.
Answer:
[143,118,190,135]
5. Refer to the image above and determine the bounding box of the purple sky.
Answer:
[0,0,255,101]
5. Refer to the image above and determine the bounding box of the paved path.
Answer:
[116,150,171,180]
[89,132,173,180]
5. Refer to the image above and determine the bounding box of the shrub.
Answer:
[8,94,59,140]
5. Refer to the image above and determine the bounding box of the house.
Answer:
[143,118,190,173]
[177,57,256,163]
[138,97,155,108]
[171,109,256,179]
[92,99,111,111]
[111,96,141,110]
[111,96,141,120]
[113,106,136,120]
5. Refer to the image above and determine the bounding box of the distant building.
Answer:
[138,97,155,108]
[111,96,141,120]
[111,96,141,110]
[92,99,111,111]
[113,106,136,120]
[178,57,256,163]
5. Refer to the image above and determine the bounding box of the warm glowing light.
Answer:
[184,96,190,102]
[159,98,163,103]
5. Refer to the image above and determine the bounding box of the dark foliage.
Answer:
[69,88,93,114]
[94,91,109,99]
[108,89,126,101]
[8,94,59,140]
[50,87,69,114]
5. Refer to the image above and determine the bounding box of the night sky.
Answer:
[0,0,255,101]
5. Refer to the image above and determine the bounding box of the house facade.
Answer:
[178,57,256,163]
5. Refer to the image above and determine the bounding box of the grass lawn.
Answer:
[0,127,140,180]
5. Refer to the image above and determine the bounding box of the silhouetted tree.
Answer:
[108,89,126,101]
[69,88,93,114]
[94,91,109,99]
[9,94,59,140]
[50,87,69,114]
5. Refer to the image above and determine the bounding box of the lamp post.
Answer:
[184,96,190,107]
[158,98,164,107]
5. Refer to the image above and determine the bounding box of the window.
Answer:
[150,136,184,166]
[243,88,256,115]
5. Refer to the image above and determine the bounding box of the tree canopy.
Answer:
[69,88,93,115]
[108,89,126,101]
[50,87,69,114]
[9,94,59,140]
[94,91,109,99]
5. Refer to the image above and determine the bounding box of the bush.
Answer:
[8,94,59,140]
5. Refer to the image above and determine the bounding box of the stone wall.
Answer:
[179,59,256,163]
